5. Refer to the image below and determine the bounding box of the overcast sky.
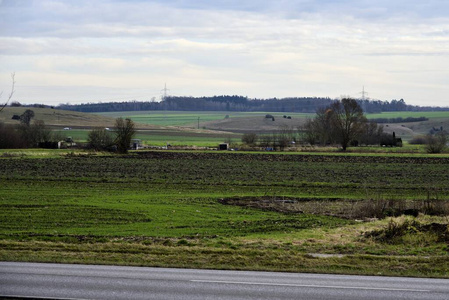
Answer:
[1,0,448,107]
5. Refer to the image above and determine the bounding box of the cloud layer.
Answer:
[0,0,448,106]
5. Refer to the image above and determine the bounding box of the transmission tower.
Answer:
[360,86,368,101]
[161,83,170,101]
[359,86,368,112]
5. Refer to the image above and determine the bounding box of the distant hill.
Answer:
[0,107,156,129]
[199,111,449,141]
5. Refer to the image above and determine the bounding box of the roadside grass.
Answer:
[0,152,448,277]
[1,240,447,277]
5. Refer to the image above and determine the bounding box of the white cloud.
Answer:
[0,0,448,106]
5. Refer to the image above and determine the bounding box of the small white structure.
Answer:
[131,139,142,150]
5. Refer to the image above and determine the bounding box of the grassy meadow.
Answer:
[1,151,448,277]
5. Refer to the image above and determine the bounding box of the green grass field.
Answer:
[1,151,448,277]
[366,111,449,120]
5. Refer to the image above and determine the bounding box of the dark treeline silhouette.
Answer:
[370,116,429,123]
[15,96,449,113]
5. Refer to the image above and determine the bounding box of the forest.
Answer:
[55,96,449,113]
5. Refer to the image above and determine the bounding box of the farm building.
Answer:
[218,143,229,150]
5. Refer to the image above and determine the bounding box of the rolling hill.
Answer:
[0,107,157,129]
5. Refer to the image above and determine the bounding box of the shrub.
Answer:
[364,217,449,244]
[425,132,447,153]
[409,135,427,145]
[0,122,26,148]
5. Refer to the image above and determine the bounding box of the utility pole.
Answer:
[197,117,200,129]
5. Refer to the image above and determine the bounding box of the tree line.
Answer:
[54,96,449,113]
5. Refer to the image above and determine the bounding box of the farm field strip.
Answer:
[50,129,239,146]
[95,110,449,127]
[96,111,316,127]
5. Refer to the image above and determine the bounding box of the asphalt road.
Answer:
[1,262,449,300]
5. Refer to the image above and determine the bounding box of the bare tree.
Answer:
[312,107,335,145]
[328,98,367,150]
[359,121,384,146]
[18,119,51,147]
[30,120,51,146]
[0,73,16,113]
[302,119,320,145]
[241,133,258,146]
[114,118,136,154]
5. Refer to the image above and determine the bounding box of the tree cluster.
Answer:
[303,98,386,150]
[0,109,54,148]
[86,118,136,153]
